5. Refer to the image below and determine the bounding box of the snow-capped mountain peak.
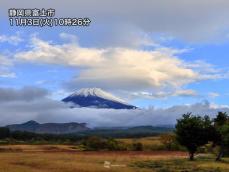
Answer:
[69,88,128,104]
[62,88,136,109]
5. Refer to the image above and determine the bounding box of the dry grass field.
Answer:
[118,136,164,150]
[0,144,228,172]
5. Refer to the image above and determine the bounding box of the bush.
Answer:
[82,136,127,151]
[82,136,106,151]
[132,142,143,151]
[106,138,127,151]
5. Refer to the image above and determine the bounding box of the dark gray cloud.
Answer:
[0,87,49,102]
[2,0,229,43]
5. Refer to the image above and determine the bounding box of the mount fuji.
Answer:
[62,88,137,109]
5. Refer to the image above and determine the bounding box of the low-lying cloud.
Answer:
[0,88,228,127]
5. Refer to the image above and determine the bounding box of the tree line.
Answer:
[0,129,84,143]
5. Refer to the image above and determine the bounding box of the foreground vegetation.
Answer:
[175,112,229,161]
[0,111,228,171]
[0,145,228,172]
[132,155,229,172]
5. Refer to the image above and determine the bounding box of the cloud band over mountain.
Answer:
[0,87,228,127]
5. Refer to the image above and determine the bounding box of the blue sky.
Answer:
[1,0,229,109]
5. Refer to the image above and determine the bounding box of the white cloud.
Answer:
[59,32,78,43]
[14,36,226,98]
[0,71,15,78]
[0,55,12,66]
[0,32,23,45]
[185,60,229,80]
[0,55,15,78]
[16,36,105,67]
[174,89,197,97]
[131,89,197,99]
[208,92,220,98]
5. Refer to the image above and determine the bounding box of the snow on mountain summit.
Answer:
[62,88,137,109]
[69,88,128,104]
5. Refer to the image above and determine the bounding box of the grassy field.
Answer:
[0,144,228,172]
[118,136,164,150]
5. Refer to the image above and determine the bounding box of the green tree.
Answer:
[213,112,229,161]
[175,113,210,160]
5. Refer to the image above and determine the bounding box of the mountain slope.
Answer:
[62,88,137,109]
[6,120,90,134]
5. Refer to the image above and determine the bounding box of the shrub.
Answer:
[132,142,143,151]
[82,136,127,151]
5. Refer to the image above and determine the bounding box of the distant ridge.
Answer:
[62,88,137,109]
[6,120,90,134]
[6,121,174,136]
